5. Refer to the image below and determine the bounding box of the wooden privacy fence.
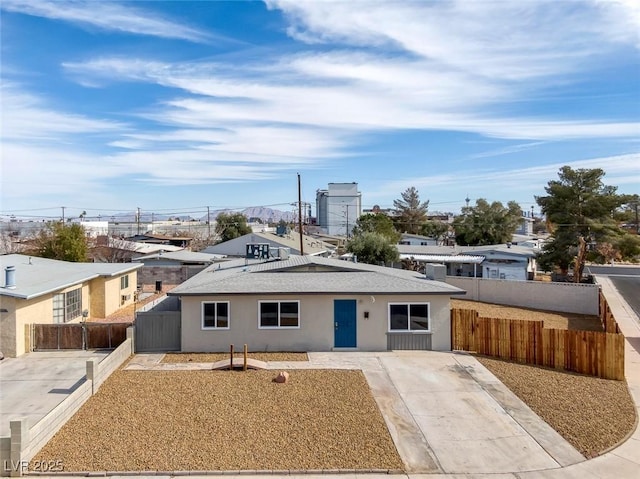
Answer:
[33,322,131,351]
[451,308,625,380]
[599,290,621,334]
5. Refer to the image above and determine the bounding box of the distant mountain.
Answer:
[3,208,297,225]
[200,207,296,224]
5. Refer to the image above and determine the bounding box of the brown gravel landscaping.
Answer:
[32,369,403,472]
[162,352,308,363]
[476,355,637,458]
[451,299,603,331]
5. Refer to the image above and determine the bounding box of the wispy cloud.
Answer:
[1,0,217,43]
[3,0,638,211]
[64,55,640,141]
[1,83,126,142]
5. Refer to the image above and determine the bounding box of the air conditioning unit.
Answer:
[278,247,290,260]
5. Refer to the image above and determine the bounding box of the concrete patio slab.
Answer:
[0,350,109,437]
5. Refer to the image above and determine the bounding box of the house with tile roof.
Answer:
[167,255,465,353]
[0,254,142,357]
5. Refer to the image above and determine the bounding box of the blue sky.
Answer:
[1,0,639,220]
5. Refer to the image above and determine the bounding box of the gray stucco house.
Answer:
[168,255,465,353]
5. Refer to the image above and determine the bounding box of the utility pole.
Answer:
[136,207,141,235]
[298,173,304,255]
[207,206,211,239]
[345,204,349,239]
[61,206,65,223]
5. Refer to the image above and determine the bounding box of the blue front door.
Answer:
[334,299,357,348]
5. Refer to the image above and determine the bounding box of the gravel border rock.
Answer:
[476,355,637,458]
[31,369,403,472]
[451,299,602,331]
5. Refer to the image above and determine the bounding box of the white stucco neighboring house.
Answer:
[168,255,465,353]
[397,244,537,280]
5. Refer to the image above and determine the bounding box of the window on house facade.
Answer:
[120,274,129,290]
[259,301,300,328]
[202,302,229,329]
[388,303,430,332]
[53,293,65,324]
[53,288,83,323]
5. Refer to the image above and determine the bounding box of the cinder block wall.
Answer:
[445,277,599,315]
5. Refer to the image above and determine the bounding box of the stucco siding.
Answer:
[14,295,52,357]
[181,293,452,352]
[0,296,17,357]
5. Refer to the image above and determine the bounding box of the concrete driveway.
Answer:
[0,350,109,437]
[302,351,583,474]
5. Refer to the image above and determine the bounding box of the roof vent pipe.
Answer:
[5,266,16,289]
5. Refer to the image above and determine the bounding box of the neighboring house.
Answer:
[126,233,193,249]
[316,182,362,237]
[0,254,142,357]
[397,244,537,280]
[202,231,335,257]
[167,255,465,353]
[464,245,537,280]
[398,233,439,246]
[90,236,184,263]
[133,250,227,292]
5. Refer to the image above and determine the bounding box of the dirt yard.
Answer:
[451,299,603,331]
[89,291,173,323]
[31,369,403,472]
[477,356,637,458]
[163,352,308,363]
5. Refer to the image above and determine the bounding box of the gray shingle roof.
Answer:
[0,254,142,300]
[169,255,465,296]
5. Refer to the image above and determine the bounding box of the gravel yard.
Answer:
[31,369,403,472]
[163,352,308,363]
[476,356,637,458]
[451,299,602,331]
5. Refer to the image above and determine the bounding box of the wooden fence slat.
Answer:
[451,302,625,380]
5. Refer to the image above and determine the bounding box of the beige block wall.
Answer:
[181,293,452,353]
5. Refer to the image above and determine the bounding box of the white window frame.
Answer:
[120,274,129,290]
[258,300,301,329]
[201,301,230,330]
[387,302,430,333]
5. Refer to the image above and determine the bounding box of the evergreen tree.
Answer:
[393,187,428,234]
[536,166,625,280]
[453,199,522,246]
